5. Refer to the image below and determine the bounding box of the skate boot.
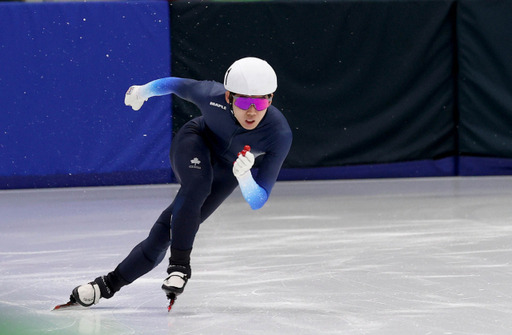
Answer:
[161,264,191,311]
[71,282,102,307]
[72,275,116,307]
[54,275,116,310]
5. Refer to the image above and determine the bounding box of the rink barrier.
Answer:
[171,0,456,172]
[1,1,173,189]
[2,0,512,189]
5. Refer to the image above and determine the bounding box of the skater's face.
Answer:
[225,92,273,130]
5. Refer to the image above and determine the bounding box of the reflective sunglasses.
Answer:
[233,96,271,111]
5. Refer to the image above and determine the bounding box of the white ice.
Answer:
[1,177,512,334]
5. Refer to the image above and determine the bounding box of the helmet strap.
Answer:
[228,92,235,115]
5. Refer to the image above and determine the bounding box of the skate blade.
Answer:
[52,301,81,311]
[167,298,175,312]
[166,293,176,312]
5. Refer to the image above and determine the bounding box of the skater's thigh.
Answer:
[170,123,212,188]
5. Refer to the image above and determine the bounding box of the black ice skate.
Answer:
[161,265,190,312]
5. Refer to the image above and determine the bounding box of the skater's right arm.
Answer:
[124,78,204,111]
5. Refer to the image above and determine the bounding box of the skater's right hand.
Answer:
[124,85,148,111]
[233,145,254,178]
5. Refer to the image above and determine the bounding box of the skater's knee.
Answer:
[139,222,172,262]
[156,206,173,227]
[141,243,169,266]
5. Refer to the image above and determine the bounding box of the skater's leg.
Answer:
[95,203,174,298]
[69,204,174,306]
[116,204,173,281]
[161,162,238,307]
[168,123,214,254]
[158,122,214,305]
[165,161,238,277]
[167,122,238,253]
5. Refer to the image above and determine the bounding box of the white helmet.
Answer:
[224,57,277,95]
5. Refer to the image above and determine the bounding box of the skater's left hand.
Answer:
[233,145,254,178]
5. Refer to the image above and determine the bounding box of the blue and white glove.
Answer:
[233,146,268,210]
[124,85,148,111]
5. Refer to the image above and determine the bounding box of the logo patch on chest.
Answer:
[209,101,227,110]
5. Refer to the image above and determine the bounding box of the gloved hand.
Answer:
[233,145,254,178]
[124,85,148,111]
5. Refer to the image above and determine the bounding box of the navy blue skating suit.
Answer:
[108,78,292,291]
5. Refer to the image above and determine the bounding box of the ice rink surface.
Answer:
[2,176,512,334]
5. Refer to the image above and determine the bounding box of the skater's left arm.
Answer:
[233,133,292,210]
[233,147,267,210]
